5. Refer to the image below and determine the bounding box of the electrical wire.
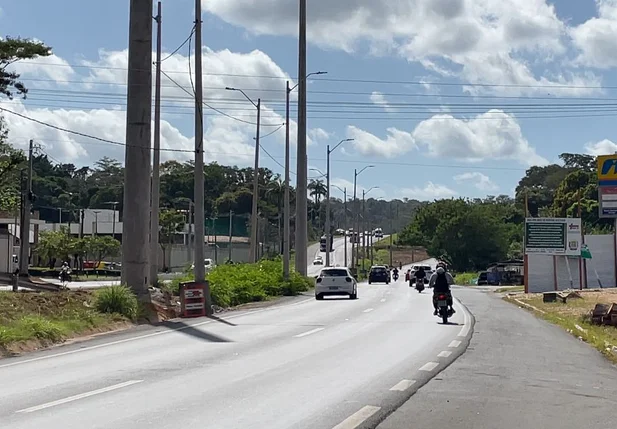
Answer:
[161,26,196,62]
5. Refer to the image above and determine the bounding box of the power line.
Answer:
[12,61,616,90]
[161,26,195,62]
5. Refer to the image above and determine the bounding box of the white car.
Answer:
[313,258,324,265]
[315,267,358,300]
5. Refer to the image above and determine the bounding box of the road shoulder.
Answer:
[377,287,617,429]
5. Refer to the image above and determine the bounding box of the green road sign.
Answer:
[581,244,592,259]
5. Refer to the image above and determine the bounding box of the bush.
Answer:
[165,258,312,308]
[94,285,139,320]
[454,272,477,285]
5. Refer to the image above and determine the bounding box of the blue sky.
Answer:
[1,0,617,200]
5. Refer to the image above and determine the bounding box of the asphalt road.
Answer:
[377,287,617,429]
[0,272,472,429]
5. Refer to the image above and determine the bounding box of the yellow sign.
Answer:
[597,154,617,183]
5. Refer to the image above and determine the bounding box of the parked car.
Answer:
[315,267,358,300]
[368,265,390,284]
[190,258,215,272]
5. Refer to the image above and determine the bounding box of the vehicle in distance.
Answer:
[319,234,334,252]
[410,264,432,284]
[315,267,358,300]
[313,255,324,265]
[190,258,215,272]
[368,265,390,284]
[373,227,384,238]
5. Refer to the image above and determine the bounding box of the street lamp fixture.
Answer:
[225,86,261,263]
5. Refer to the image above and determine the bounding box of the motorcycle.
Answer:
[393,271,399,281]
[59,268,72,285]
[436,293,454,324]
[415,278,425,293]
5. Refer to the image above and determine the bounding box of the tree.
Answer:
[36,227,77,268]
[82,236,121,267]
[0,37,52,99]
[0,117,25,211]
[159,208,185,269]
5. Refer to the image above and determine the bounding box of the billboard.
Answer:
[596,154,617,218]
[524,218,582,256]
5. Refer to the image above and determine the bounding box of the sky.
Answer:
[2,0,617,201]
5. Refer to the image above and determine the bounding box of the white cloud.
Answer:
[570,0,617,69]
[370,91,396,112]
[585,139,617,156]
[308,127,330,142]
[347,125,416,158]
[346,109,546,166]
[453,172,498,192]
[3,46,328,166]
[400,182,457,201]
[203,0,600,95]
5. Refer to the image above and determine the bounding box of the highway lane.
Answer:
[0,277,472,429]
[307,236,351,277]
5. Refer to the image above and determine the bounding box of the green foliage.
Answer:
[165,259,312,307]
[159,208,185,244]
[36,228,120,265]
[399,197,520,271]
[0,37,52,99]
[94,285,139,320]
[454,272,477,285]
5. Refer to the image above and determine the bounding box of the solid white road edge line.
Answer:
[294,328,325,338]
[332,405,381,429]
[456,298,471,338]
[419,361,439,372]
[0,297,316,369]
[448,340,461,348]
[389,379,416,392]
[363,308,374,313]
[15,380,144,413]
[438,350,452,358]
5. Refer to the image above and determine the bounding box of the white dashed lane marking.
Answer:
[294,328,325,338]
[332,405,381,429]
[418,362,439,372]
[448,340,461,348]
[389,379,416,392]
[438,351,452,358]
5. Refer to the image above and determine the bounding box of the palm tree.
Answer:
[308,179,327,230]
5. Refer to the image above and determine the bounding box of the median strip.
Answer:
[332,405,381,429]
[16,380,144,413]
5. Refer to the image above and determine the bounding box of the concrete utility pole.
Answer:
[122,0,153,302]
[18,139,33,278]
[283,80,291,279]
[193,0,212,315]
[149,1,162,286]
[389,201,393,267]
[351,165,373,271]
[325,138,353,266]
[331,185,348,267]
[295,0,308,276]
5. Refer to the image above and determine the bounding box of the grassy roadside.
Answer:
[505,290,617,364]
[0,286,139,357]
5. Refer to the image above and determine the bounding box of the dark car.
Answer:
[368,266,390,284]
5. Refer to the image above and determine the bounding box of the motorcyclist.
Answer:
[392,267,399,279]
[59,261,71,283]
[413,266,426,286]
[429,262,455,315]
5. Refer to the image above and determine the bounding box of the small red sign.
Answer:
[601,186,617,194]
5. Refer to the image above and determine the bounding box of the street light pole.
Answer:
[351,165,374,272]
[331,184,348,267]
[225,87,261,263]
[325,138,353,266]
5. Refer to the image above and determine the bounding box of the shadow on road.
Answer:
[207,315,237,327]
[159,320,232,343]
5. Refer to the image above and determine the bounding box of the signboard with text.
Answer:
[596,155,617,218]
[524,218,582,256]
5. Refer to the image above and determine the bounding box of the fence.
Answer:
[527,233,616,293]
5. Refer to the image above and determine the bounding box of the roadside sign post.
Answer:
[524,218,582,256]
[180,281,207,318]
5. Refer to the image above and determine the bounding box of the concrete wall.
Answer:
[163,243,252,270]
[528,234,616,293]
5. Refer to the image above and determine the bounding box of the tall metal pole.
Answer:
[325,144,331,266]
[249,99,261,263]
[352,170,357,270]
[18,140,33,278]
[389,202,393,267]
[283,81,291,278]
[295,0,308,276]
[362,190,366,272]
[122,0,153,303]
[343,188,347,267]
[149,1,162,286]
[193,0,212,315]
